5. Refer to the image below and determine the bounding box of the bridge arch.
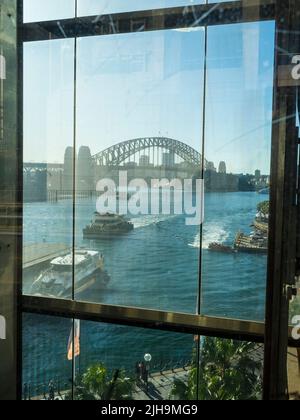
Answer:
[92,137,207,168]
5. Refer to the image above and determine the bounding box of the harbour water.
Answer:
[22,191,267,389]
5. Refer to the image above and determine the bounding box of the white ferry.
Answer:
[31,250,110,298]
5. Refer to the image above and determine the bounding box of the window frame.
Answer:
[16,0,300,401]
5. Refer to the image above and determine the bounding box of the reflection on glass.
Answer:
[77,0,205,17]
[74,29,205,311]
[23,40,75,299]
[23,0,242,23]
[24,0,75,23]
[22,315,263,400]
[200,22,275,321]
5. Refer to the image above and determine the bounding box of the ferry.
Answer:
[209,235,267,254]
[253,220,269,235]
[208,242,236,254]
[31,250,110,298]
[234,232,267,254]
[83,212,134,239]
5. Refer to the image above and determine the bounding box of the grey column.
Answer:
[0,0,20,401]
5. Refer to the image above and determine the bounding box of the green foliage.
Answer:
[170,338,262,401]
[169,378,190,400]
[257,201,269,216]
[66,363,135,401]
[290,297,300,323]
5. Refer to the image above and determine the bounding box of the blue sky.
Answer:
[23,2,275,175]
[24,1,234,22]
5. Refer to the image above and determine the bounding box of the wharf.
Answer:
[23,244,69,270]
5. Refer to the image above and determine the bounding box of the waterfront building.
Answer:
[218,161,227,174]
[255,169,261,180]
[206,161,216,172]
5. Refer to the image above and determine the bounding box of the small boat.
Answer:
[258,188,270,195]
[208,242,236,254]
[253,220,269,234]
[234,232,267,254]
[31,250,110,298]
[83,212,134,239]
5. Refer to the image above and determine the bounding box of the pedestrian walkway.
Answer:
[133,367,190,400]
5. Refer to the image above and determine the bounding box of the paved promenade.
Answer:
[134,368,190,400]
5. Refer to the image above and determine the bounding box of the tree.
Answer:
[66,364,135,400]
[290,296,300,324]
[170,338,262,401]
[257,201,269,216]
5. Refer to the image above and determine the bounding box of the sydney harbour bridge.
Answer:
[23,137,234,202]
[91,137,208,167]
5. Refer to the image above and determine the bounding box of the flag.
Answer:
[67,320,80,361]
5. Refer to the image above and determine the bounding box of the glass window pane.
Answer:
[22,314,263,401]
[22,10,277,323]
[23,39,75,299]
[24,0,75,23]
[77,1,205,17]
[200,21,275,321]
[75,29,205,312]
[22,314,73,400]
[22,314,195,401]
[196,337,264,400]
[76,321,194,401]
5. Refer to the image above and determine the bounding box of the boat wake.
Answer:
[132,214,177,229]
[189,224,229,249]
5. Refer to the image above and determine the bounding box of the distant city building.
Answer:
[162,152,175,167]
[77,146,93,191]
[255,169,261,180]
[63,146,75,191]
[206,161,216,172]
[218,161,227,174]
[205,172,239,192]
[125,162,138,168]
[176,162,190,169]
[139,155,150,166]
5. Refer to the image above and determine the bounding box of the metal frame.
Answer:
[22,295,265,343]
[263,0,300,400]
[0,0,22,401]
[15,0,299,401]
[16,0,23,401]
[21,0,275,42]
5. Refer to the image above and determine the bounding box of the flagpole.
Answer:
[73,319,76,390]
[71,318,75,400]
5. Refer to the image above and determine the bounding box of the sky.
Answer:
[23,1,275,175]
[24,1,232,22]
